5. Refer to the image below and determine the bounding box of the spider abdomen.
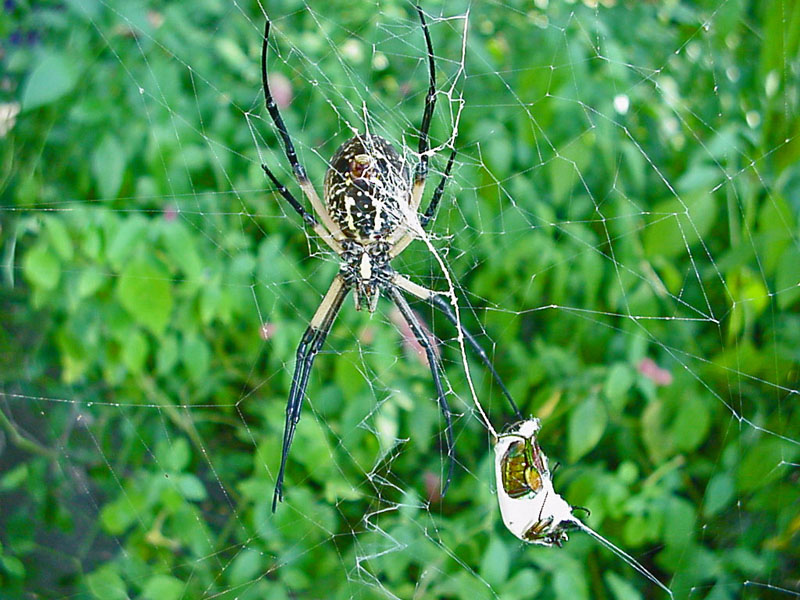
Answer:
[324,135,411,242]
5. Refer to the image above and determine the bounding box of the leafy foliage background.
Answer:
[1,0,799,598]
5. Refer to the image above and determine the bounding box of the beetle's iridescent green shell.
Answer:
[500,437,547,499]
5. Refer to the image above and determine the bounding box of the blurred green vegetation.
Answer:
[2,0,799,598]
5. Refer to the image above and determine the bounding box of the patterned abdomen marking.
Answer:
[324,135,410,242]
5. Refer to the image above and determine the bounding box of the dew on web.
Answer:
[2,1,799,599]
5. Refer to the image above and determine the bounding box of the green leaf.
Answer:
[181,334,210,383]
[479,537,510,588]
[757,195,794,273]
[172,504,214,557]
[106,216,147,269]
[44,216,74,260]
[161,437,191,472]
[161,221,203,281]
[663,496,696,550]
[670,393,710,452]
[229,548,263,586]
[21,53,79,112]
[485,131,514,178]
[553,566,589,600]
[78,267,105,298]
[1,555,25,579]
[643,191,717,258]
[176,474,207,501]
[22,243,60,290]
[775,247,800,309]
[676,164,721,192]
[549,141,591,207]
[156,335,179,374]
[738,438,796,492]
[121,328,148,373]
[374,396,399,457]
[323,478,362,504]
[334,352,368,400]
[703,473,734,517]
[142,575,184,600]
[726,267,770,340]
[621,141,646,193]
[605,571,642,600]
[623,514,649,547]
[200,283,222,325]
[92,135,126,200]
[56,327,89,383]
[215,37,250,73]
[85,565,128,600]
[437,572,495,600]
[568,395,608,462]
[500,569,542,600]
[116,260,173,335]
[0,464,29,491]
[82,223,102,260]
[99,497,139,536]
[604,363,634,409]
[65,0,102,20]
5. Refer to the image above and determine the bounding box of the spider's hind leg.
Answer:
[392,275,523,422]
[273,276,349,512]
[387,285,455,496]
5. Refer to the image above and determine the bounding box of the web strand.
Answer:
[3,1,799,598]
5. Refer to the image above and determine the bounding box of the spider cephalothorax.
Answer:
[339,239,393,312]
[260,6,523,512]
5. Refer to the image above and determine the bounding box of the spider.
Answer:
[261,6,523,512]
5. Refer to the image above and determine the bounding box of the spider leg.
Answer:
[393,274,523,421]
[420,147,457,229]
[386,8,445,253]
[262,19,344,242]
[262,20,304,181]
[410,5,438,212]
[261,164,343,253]
[387,145,456,256]
[387,285,455,496]
[261,164,317,228]
[273,275,349,512]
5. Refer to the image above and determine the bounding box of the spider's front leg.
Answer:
[411,4,438,213]
[261,19,345,250]
[387,147,457,258]
[261,164,343,254]
[273,276,349,511]
[420,147,456,229]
